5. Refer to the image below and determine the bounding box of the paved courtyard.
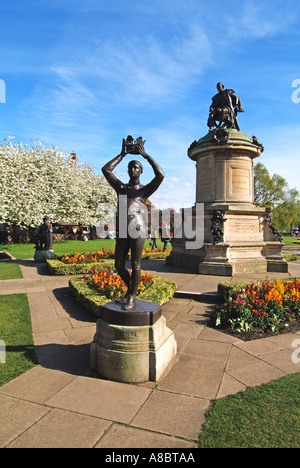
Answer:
[0,259,299,448]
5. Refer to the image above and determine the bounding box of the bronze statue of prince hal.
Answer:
[102,136,165,311]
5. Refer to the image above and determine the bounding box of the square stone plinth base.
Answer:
[167,202,288,276]
[167,241,288,276]
[90,316,177,383]
[34,250,57,263]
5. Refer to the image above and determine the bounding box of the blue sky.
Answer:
[1,0,300,209]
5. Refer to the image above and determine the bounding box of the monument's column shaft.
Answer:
[191,131,260,205]
[215,154,226,202]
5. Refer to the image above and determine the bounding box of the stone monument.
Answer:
[90,137,177,383]
[167,83,288,276]
[34,216,57,262]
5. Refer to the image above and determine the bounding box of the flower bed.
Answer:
[47,248,171,275]
[60,249,115,264]
[213,278,300,340]
[60,248,171,264]
[69,269,177,318]
[84,267,154,300]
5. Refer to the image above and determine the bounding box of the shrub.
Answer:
[283,253,298,262]
[69,274,177,318]
[214,278,300,335]
[140,248,171,260]
[47,258,115,275]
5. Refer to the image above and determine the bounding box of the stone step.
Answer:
[174,290,219,303]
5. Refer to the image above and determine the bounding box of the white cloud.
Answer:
[78,23,213,106]
[209,1,299,43]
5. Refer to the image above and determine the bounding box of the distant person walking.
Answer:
[161,224,170,251]
[150,229,158,249]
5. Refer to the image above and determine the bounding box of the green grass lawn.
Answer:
[0,238,167,260]
[0,243,36,260]
[283,236,300,246]
[0,263,23,280]
[0,294,37,387]
[0,239,116,260]
[198,373,300,448]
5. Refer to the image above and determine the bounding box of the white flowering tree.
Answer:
[0,137,116,229]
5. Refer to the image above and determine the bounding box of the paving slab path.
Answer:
[0,259,299,448]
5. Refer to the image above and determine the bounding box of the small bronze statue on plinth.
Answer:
[91,137,176,383]
[102,136,165,311]
[34,216,53,251]
[207,82,245,132]
[34,216,57,262]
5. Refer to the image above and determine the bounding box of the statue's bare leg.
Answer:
[114,238,131,303]
[123,237,145,310]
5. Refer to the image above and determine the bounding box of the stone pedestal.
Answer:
[167,129,288,275]
[90,301,177,383]
[34,249,57,263]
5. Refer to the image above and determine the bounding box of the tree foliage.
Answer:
[254,162,300,231]
[0,137,116,228]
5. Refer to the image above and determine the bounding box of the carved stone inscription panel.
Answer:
[225,215,263,242]
[232,218,258,232]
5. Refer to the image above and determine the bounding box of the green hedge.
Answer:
[47,259,115,275]
[282,253,298,261]
[218,277,300,302]
[69,275,177,318]
[140,251,170,260]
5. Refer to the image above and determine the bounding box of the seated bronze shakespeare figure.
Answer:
[207,82,245,132]
[102,137,165,310]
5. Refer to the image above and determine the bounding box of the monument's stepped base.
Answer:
[168,129,288,276]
